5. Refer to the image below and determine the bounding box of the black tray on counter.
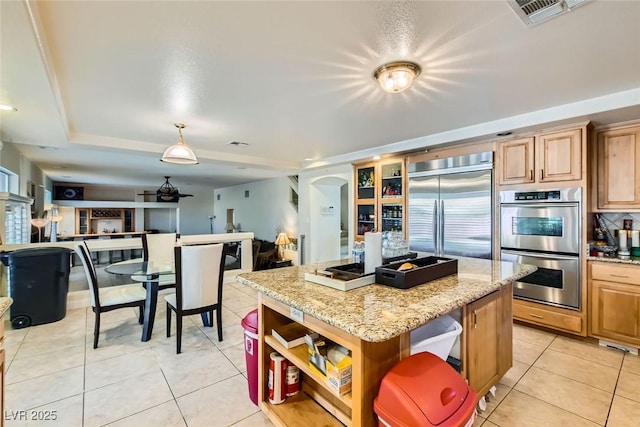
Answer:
[375,256,458,289]
[325,263,372,281]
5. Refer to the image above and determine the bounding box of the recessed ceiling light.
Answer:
[228,141,249,147]
[496,131,513,137]
[0,104,17,111]
[304,157,314,161]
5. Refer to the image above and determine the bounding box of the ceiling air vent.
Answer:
[508,0,590,27]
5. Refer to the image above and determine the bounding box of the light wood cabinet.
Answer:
[74,208,135,234]
[498,128,582,185]
[589,262,640,347]
[499,137,535,185]
[354,158,405,239]
[513,299,583,335]
[595,124,640,210]
[465,283,512,397]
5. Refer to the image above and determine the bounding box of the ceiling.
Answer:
[1,1,640,190]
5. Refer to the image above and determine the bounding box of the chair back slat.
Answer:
[175,243,224,310]
[74,243,100,308]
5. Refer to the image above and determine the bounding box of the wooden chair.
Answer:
[251,240,261,271]
[165,243,226,353]
[256,247,278,270]
[75,243,147,349]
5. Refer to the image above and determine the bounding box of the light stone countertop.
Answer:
[0,297,13,318]
[237,257,536,342]
[586,256,640,266]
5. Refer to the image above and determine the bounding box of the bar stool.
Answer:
[83,236,100,264]
[109,235,126,264]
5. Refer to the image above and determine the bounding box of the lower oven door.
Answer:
[500,249,581,310]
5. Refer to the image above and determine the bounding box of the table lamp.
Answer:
[275,232,291,261]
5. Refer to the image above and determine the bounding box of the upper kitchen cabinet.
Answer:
[354,157,405,239]
[498,128,583,186]
[595,123,640,210]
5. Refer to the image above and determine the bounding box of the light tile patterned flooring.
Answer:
[4,278,640,426]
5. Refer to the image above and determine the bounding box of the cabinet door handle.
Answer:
[529,313,544,319]
[529,170,533,181]
[540,169,544,180]
[473,310,478,328]
[610,274,630,279]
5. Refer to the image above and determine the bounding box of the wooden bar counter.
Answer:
[237,257,536,427]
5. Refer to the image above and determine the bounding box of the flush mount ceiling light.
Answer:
[373,61,421,93]
[160,123,199,165]
[0,104,18,111]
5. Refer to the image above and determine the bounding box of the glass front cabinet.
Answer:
[354,157,406,239]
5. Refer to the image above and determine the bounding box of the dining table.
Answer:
[105,254,238,342]
[105,258,175,342]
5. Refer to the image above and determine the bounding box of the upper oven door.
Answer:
[500,203,580,254]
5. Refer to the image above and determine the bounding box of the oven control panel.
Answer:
[514,190,561,201]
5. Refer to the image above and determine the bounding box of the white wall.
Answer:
[174,184,214,235]
[213,177,297,241]
[298,164,353,265]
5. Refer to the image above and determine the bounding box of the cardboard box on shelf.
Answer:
[304,333,352,395]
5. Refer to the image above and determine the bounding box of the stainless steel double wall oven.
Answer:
[499,188,582,310]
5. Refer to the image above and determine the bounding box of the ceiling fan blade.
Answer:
[178,193,194,197]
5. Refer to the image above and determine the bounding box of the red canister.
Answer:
[268,352,287,404]
[285,361,300,397]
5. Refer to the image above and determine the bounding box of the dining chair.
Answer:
[75,243,147,349]
[165,243,226,354]
[138,232,177,289]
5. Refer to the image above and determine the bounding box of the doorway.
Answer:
[309,176,348,263]
[226,209,235,233]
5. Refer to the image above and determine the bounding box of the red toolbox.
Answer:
[374,352,477,427]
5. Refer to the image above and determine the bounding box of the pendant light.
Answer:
[373,61,421,93]
[160,123,199,165]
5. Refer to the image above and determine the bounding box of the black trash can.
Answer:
[0,247,72,329]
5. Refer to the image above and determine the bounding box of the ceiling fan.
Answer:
[137,176,194,202]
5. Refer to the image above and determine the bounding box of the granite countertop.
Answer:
[0,297,13,317]
[237,257,536,343]
[586,256,640,266]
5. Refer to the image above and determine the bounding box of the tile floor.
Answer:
[4,270,640,426]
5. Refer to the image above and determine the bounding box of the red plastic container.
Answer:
[374,352,477,427]
[241,309,259,405]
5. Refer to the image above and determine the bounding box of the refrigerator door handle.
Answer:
[433,200,439,254]
[440,200,445,255]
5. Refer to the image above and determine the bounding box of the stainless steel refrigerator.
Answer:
[408,152,493,259]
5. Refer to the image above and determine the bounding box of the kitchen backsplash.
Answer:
[598,212,640,232]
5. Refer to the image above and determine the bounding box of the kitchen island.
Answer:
[237,257,536,427]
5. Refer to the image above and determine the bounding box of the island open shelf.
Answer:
[238,257,535,427]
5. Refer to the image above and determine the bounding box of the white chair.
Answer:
[165,243,226,354]
[134,232,177,289]
[75,243,147,349]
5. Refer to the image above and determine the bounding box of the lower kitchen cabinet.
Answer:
[513,298,584,335]
[257,282,514,426]
[589,262,640,347]
[465,284,512,397]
